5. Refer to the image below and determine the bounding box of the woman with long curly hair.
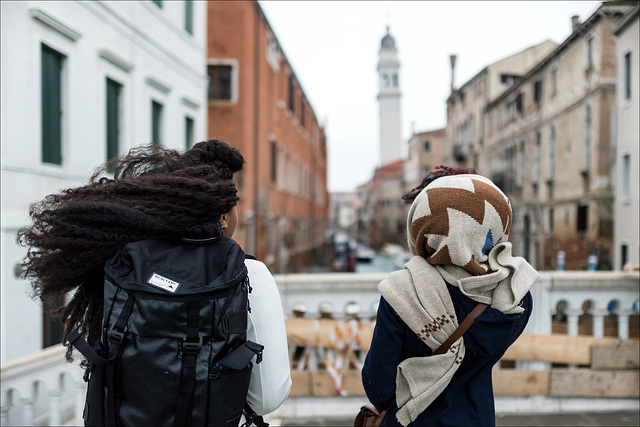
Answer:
[17,139,291,425]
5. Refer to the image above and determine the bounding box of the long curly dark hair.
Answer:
[17,139,245,361]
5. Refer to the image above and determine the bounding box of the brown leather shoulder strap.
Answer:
[432,303,489,356]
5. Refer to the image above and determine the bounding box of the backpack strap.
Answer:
[432,302,489,356]
[66,330,109,367]
[106,294,136,426]
[242,402,269,427]
[174,301,202,427]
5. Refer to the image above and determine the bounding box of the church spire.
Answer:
[377,26,402,165]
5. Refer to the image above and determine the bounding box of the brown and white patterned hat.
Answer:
[407,174,512,275]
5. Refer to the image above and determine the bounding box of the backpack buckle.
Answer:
[182,335,203,353]
[108,330,124,344]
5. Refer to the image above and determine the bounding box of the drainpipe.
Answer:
[251,2,260,256]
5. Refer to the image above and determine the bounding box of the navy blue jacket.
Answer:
[362,284,532,427]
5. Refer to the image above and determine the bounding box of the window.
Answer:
[586,36,594,69]
[424,140,431,152]
[549,125,556,180]
[152,0,163,8]
[624,52,632,101]
[288,74,295,113]
[42,295,64,348]
[500,74,520,86]
[534,80,543,104]
[106,78,122,162]
[584,105,592,172]
[551,67,558,94]
[266,30,280,71]
[532,132,541,183]
[269,140,277,184]
[392,73,398,88]
[300,99,306,128]
[208,65,232,100]
[577,205,588,233]
[41,44,64,165]
[185,116,194,150]
[517,140,525,187]
[548,207,554,234]
[621,153,631,201]
[621,244,629,270]
[184,0,193,35]
[151,100,163,145]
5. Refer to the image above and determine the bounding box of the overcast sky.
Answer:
[258,1,602,193]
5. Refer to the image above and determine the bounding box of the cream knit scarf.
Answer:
[378,174,539,426]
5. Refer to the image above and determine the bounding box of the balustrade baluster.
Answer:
[1,406,8,426]
[617,310,631,340]
[592,309,607,338]
[48,389,62,426]
[567,309,581,337]
[20,398,34,426]
[73,377,87,425]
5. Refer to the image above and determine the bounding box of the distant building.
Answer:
[354,180,374,245]
[405,128,446,191]
[613,4,640,270]
[1,0,208,362]
[206,1,329,273]
[445,40,559,170]
[330,192,357,232]
[481,2,634,270]
[371,160,405,247]
[378,27,403,166]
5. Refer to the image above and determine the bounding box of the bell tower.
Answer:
[377,26,402,165]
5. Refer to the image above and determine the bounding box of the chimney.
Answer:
[571,15,580,32]
[450,54,457,93]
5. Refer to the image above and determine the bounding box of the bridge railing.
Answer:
[2,271,638,425]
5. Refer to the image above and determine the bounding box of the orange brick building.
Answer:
[206,1,329,273]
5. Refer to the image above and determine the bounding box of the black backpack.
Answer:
[67,235,266,426]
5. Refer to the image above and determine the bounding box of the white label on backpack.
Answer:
[147,273,180,293]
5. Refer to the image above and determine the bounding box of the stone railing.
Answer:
[0,345,84,426]
[2,271,638,425]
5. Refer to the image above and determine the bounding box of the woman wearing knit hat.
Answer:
[361,166,539,426]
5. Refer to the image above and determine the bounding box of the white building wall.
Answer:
[0,0,208,363]
[614,7,640,271]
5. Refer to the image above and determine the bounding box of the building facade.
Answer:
[371,160,405,247]
[206,1,329,273]
[1,0,208,363]
[405,128,446,190]
[445,40,558,170]
[613,4,640,270]
[481,2,633,270]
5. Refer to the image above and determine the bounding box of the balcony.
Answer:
[2,271,638,425]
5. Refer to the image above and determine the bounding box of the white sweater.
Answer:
[245,259,292,414]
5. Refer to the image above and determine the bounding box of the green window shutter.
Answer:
[185,0,193,35]
[41,45,63,165]
[106,78,122,161]
[152,101,162,145]
[185,116,194,150]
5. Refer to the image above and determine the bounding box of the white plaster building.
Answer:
[1,0,208,363]
[377,27,403,166]
[613,4,640,270]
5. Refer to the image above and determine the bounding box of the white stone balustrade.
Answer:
[1,345,84,426]
[1,270,638,425]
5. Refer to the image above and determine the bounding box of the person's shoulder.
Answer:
[244,257,272,279]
